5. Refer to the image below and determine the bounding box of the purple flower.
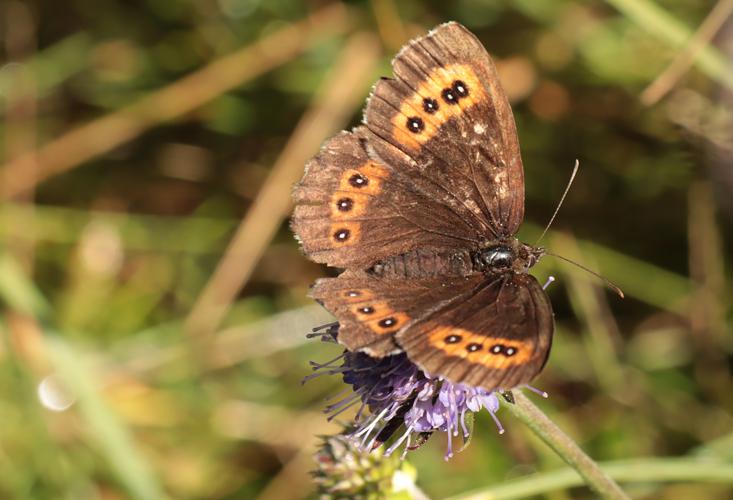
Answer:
[306,323,546,460]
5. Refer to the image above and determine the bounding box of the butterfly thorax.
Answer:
[473,239,545,275]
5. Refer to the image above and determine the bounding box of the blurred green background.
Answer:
[0,0,731,498]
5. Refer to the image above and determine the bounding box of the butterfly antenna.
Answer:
[544,252,625,298]
[535,159,580,245]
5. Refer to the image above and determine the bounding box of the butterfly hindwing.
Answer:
[314,269,553,392]
[364,21,525,238]
[292,129,482,269]
[310,270,483,357]
[396,273,553,391]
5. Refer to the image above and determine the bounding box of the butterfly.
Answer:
[292,22,553,392]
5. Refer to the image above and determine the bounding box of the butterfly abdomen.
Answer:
[368,248,475,279]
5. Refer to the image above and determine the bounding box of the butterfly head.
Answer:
[523,244,547,270]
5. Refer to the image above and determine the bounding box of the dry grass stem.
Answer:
[212,400,334,450]
[183,32,381,350]
[641,0,733,105]
[256,448,316,500]
[2,1,38,270]
[99,305,331,382]
[370,0,408,50]
[0,3,350,199]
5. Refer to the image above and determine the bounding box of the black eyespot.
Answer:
[349,173,368,188]
[406,116,424,133]
[346,290,360,297]
[490,344,504,354]
[333,228,350,241]
[466,343,482,352]
[378,317,396,328]
[423,97,439,114]
[505,347,517,357]
[453,80,469,98]
[357,306,374,314]
[445,334,462,344]
[441,87,458,104]
[336,197,353,212]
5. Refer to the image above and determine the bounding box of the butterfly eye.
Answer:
[422,97,439,114]
[345,290,361,298]
[505,347,517,357]
[349,173,368,188]
[453,80,469,98]
[357,306,374,314]
[406,116,424,133]
[441,87,458,104]
[333,228,350,241]
[336,197,354,212]
[466,343,482,352]
[444,334,462,344]
[490,344,504,354]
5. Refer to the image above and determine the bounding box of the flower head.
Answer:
[306,323,534,460]
[313,431,418,498]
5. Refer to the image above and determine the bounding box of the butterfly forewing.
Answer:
[364,22,525,238]
[292,129,482,269]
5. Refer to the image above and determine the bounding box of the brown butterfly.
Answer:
[292,22,553,392]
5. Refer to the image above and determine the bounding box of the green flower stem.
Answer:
[501,391,630,500]
[448,458,733,500]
